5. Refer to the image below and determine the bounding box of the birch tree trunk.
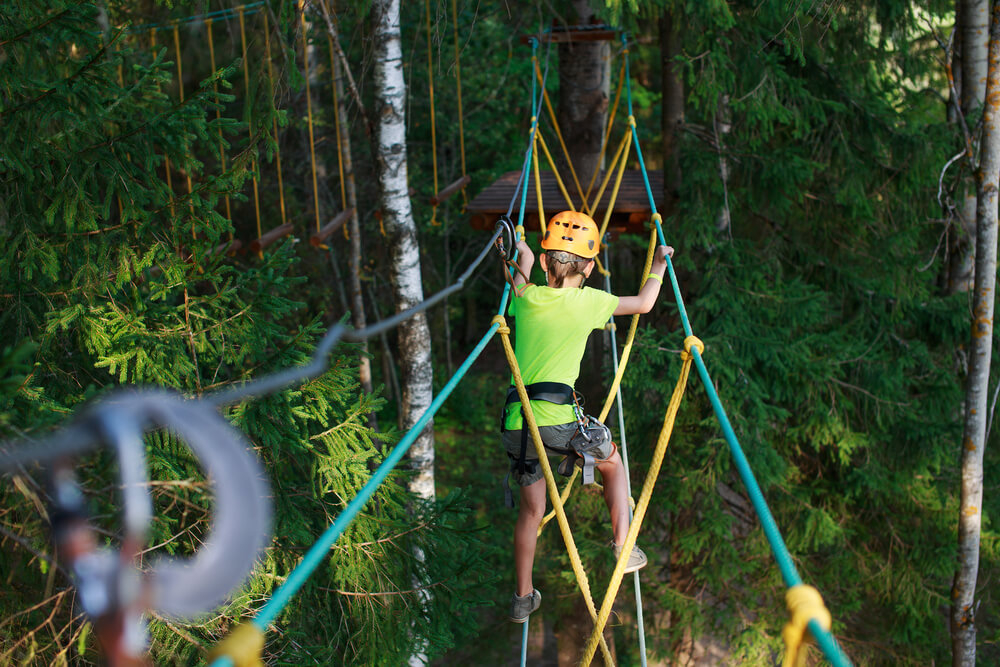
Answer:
[952,2,1000,664]
[949,0,991,293]
[371,0,435,501]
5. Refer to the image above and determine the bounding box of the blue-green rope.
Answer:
[621,33,852,667]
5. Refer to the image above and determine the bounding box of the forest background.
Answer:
[1,0,997,665]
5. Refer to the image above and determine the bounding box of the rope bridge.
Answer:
[0,12,853,667]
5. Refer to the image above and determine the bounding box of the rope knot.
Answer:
[492,314,510,334]
[782,585,832,667]
[628,115,636,127]
[515,225,525,239]
[650,212,662,227]
[682,336,704,360]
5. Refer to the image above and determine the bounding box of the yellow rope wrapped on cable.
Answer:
[533,58,587,207]
[238,9,262,247]
[579,337,696,666]
[535,129,579,213]
[587,126,631,228]
[207,622,265,667]
[597,225,658,422]
[782,585,832,667]
[595,124,634,241]
[532,128,546,232]
[495,315,615,665]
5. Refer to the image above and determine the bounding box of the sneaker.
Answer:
[509,589,541,623]
[612,543,648,574]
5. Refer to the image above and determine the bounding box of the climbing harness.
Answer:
[500,381,575,507]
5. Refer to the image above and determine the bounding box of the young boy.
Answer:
[503,210,673,622]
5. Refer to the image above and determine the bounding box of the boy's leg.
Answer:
[514,477,547,596]
[596,448,629,546]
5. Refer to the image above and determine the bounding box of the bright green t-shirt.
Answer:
[503,284,619,430]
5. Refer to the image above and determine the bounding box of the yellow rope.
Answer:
[207,622,265,667]
[535,129,577,213]
[173,23,195,225]
[425,0,440,226]
[532,58,587,207]
[151,31,176,218]
[451,0,468,210]
[782,585,832,667]
[597,225,656,422]
[324,4,346,245]
[588,126,631,231]
[327,31,347,212]
[299,0,321,236]
[532,125,545,232]
[494,315,614,666]
[580,336,697,665]
[595,121,634,242]
[583,55,626,206]
[264,15,287,228]
[205,18,233,231]
[239,8,263,255]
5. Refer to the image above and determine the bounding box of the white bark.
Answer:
[372,0,435,502]
[952,3,1000,664]
[951,0,991,292]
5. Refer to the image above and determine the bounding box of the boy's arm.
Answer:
[613,245,673,316]
[512,238,535,289]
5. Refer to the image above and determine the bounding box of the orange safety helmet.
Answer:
[540,211,601,258]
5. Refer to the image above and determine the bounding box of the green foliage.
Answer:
[0,2,493,665]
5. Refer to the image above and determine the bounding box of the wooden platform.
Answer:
[467,170,664,235]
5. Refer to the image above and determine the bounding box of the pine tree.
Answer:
[0,3,494,664]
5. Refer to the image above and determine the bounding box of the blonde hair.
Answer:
[545,250,588,288]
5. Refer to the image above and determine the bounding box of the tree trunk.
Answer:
[949,0,991,293]
[952,3,1000,664]
[371,0,435,502]
[556,1,610,199]
[660,9,684,214]
[330,14,377,431]
[714,92,732,235]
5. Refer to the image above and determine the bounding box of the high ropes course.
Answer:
[0,9,852,667]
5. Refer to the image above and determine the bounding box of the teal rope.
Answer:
[515,38,539,667]
[210,316,508,667]
[620,35,852,667]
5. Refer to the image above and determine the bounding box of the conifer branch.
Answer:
[0,4,79,48]
[0,29,123,119]
[320,579,448,599]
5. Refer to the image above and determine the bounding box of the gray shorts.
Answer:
[502,422,616,487]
